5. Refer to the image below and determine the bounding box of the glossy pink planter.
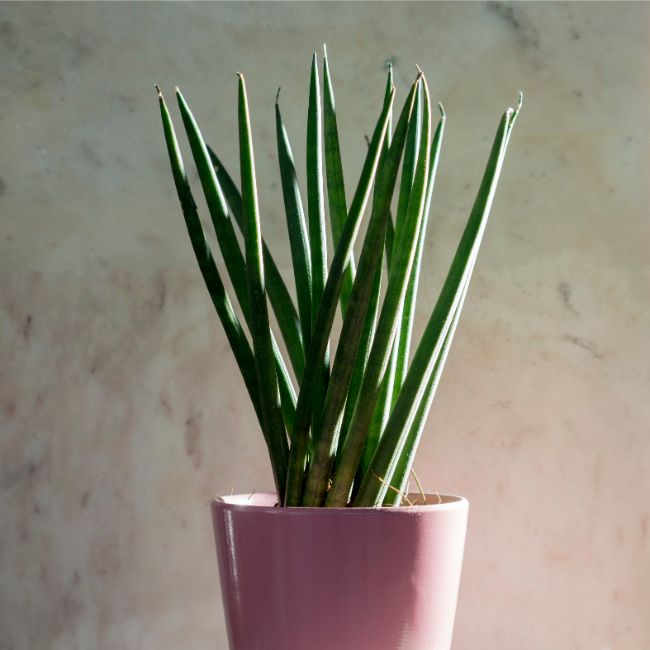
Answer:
[211,492,468,650]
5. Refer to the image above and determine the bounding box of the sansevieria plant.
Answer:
[156,49,521,508]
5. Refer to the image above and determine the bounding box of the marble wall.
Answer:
[1,2,648,648]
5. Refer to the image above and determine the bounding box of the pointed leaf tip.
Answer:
[276,87,281,105]
[438,102,446,119]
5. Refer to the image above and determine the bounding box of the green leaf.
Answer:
[307,53,328,328]
[322,45,354,315]
[336,260,382,469]
[176,89,250,317]
[354,338,396,495]
[326,76,432,507]
[156,86,262,428]
[207,146,306,380]
[237,73,289,502]
[338,63,396,470]
[384,98,520,507]
[354,98,522,507]
[301,77,420,506]
[391,104,446,404]
[384,214,395,267]
[176,88,297,444]
[365,107,446,495]
[284,83,396,506]
[380,63,395,267]
[276,346,297,437]
[382,271,467,506]
[384,62,394,145]
[357,81,429,485]
[275,95,313,352]
[393,77,423,250]
[307,53,330,445]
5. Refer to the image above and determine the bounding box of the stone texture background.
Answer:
[1,2,648,648]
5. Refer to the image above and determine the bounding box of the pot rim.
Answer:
[212,491,468,514]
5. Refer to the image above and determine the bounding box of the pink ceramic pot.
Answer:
[211,492,468,650]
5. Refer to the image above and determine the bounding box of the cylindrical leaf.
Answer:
[276,98,313,352]
[302,78,420,506]
[238,73,289,502]
[354,101,520,507]
[327,77,432,507]
[284,85,396,506]
[208,146,306,380]
[156,87,263,429]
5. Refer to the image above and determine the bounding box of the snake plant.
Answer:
[156,49,521,507]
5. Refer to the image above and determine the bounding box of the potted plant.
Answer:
[156,48,520,650]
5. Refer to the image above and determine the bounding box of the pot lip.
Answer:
[212,492,468,514]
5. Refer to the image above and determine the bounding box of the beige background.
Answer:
[1,2,649,648]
